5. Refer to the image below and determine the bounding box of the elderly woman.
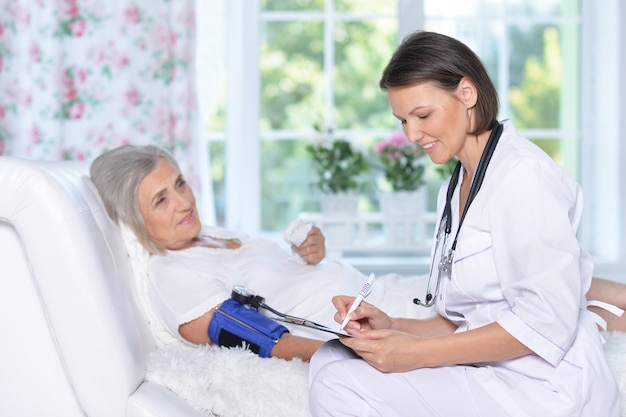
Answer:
[91,144,625,364]
[90,144,437,361]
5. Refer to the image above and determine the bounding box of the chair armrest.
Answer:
[127,381,209,417]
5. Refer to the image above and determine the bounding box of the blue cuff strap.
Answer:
[208,298,289,358]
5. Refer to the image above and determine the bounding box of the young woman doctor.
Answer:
[308,31,620,416]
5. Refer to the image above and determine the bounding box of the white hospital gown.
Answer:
[147,227,433,342]
[308,120,620,417]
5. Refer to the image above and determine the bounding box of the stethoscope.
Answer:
[413,121,504,307]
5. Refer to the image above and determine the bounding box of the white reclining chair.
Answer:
[0,156,205,417]
[3,156,625,417]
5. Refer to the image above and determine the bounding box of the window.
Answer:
[197,0,626,278]
[419,0,581,176]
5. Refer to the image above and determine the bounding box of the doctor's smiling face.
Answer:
[137,157,202,251]
[388,78,479,166]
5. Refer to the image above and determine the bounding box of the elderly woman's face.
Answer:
[138,158,201,251]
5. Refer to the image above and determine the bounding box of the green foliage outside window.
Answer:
[206,1,579,231]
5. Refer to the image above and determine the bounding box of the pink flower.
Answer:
[115,53,129,68]
[65,84,78,100]
[65,0,79,18]
[30,126,41,144]
[124,5,141,24]
[62,68,84,100]
[69,19,86,37]
[74,151,86,161]
[29,43,41,62]
[373,140,388,154]
[151,25,175,49]
[0,106,5,119]
[75,68,87,83]
[374,131,410,154]
[0,23,4,37]
[389,131,409,146]
[94,133,106,146]
[125,85,140,106]
[67,101,85,119]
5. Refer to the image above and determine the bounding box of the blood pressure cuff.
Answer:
[208,298,289,358]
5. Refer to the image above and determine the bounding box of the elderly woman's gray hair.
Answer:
[90,144,181,254]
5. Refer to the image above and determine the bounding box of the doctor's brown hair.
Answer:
[379,31,499,136]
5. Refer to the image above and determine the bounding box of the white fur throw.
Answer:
[146,344,310,417]
[146,331,626,417]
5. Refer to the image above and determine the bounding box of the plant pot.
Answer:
[378,189,426,245]
[319,192,360,248]
[379,189,425,217]
[320,192,360,214]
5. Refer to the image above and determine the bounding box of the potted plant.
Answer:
[306,128,369,214]
[373,131,427,217]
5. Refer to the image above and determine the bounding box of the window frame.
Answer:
[199,0,626,280]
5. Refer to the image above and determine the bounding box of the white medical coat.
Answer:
[309,121,619,417]
[432,119,619,415]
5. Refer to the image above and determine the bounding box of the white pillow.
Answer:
[118,222,187,348]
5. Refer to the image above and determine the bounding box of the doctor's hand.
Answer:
[294,226,326,265]
[339,328,425,373]
[333,295,393,332]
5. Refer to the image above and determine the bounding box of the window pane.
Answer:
[209,141,226,224]
[507,23,580,173]
[506,0,580,17]
[260,20,324,130]
[424,0,579,18]
[260,139,318,230]
[529,135,580,177]
[261,0,323,11]
[335,0,397,14]
[421,23,502,100]
[334,19,398,129]
[260,136,385,230]
[508,24,579,128]
[425,0,501,18]
[423,20,580,175]
[532,138,563,164]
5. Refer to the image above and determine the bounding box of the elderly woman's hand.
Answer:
[293,226,326,265]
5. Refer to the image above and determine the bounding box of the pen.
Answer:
[340,272,375,330]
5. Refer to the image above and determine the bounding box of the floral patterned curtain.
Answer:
[0,0,201,188]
